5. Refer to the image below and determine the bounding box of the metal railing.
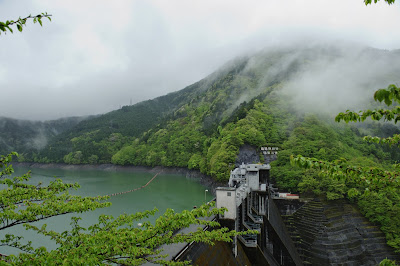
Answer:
[172,198,217,262]
[238,234,257,248]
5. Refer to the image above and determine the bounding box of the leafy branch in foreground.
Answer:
[0,13,51,34]
[0,153,110,253]
[290,155,400,253]
[290,155,400,193]
[365,0,396,5]
[336,84,400,123]
[363,134,400,147]
[336,84,400,146]
[6,202,255,265]
[0,154,254,264]
[291,79,400,259]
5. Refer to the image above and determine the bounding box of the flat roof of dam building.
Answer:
[216,187,236,191]
[241,163,270,171]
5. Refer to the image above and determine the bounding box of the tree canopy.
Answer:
[291,84,400,256]
[365,0,395,5]
[0,14,252,265]
[0,13,51,35]
[0,154,250,265]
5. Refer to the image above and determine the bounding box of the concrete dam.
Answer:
[165,147,400,265]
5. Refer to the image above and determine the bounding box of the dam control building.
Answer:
[216,148,303,265]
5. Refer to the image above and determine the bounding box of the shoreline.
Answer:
[12,162,227,196]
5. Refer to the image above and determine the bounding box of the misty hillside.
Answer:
[4,43,400,254]
[33,73,226,163]
[0,116,87,160]
[9,44,400,170]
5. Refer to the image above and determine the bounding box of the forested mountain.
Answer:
[13,44,400,177]
[34,68,228,164]
[4,43,400,253]
[0,116,87,161]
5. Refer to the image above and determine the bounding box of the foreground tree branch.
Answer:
[364,0,396,5]
[291,84,400,257]
[0,13,51,34]
[0,153,254,264]
[7,203,254,265]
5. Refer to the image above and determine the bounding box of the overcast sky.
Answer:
[0,0,399,121]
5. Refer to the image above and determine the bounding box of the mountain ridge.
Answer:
[3,43,400,254]
[2,44,400,171]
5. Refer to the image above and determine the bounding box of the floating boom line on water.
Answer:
[105,171,162,198]
[1,172,162,259]
[13,171,162,207]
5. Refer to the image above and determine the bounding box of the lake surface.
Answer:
[1,166,213,254]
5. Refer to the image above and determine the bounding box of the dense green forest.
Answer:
[5,45,400,181]
[34,69,229,164]
[3,46,400,180]
[3,45,400,253]
[0,116,86,161]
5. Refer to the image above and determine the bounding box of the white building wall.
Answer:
[216,189,237,220]
[247,171,259,190]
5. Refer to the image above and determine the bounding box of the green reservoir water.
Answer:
[1,166,213,254]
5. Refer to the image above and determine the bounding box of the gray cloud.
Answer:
[0,0,400,120]
[280,46,400,115]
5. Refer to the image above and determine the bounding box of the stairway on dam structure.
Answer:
[172,153,400,265]
[173,198,400,265]
[282,198,400,265]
